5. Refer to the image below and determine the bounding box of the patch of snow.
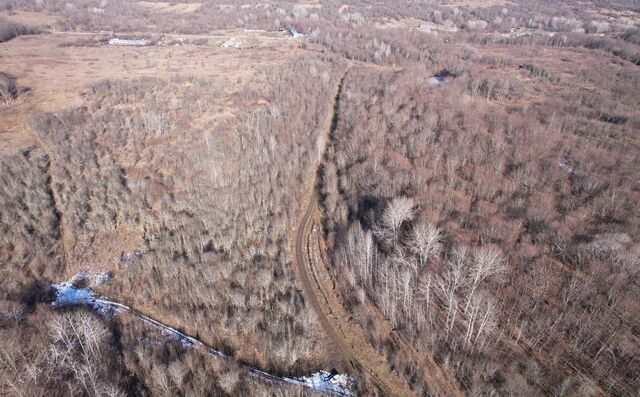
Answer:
[418,22,458,33]
[93,272,113,286]
[52,282,115,316]
[221,38,241,48]
[246,368,354,396]
[109,38,150,46]
[428,74,451,86]
[296,370,355,396]
[51,278,355,395]
[71,270,113,287]
[120,250,141,263]
[52,283,95,308]
[427,75,445,86]
[52,272,116,315]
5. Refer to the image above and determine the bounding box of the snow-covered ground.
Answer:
[297,370,355,395]
[71,270,113,287]
[108,38,150,46]
[221,37,241,48]
[52,275,355,396]
[52,283,95,307]
[427,75,448,86]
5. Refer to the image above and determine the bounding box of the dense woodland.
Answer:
[2,0,640,38]
[1,54,344,394]
[0,0,639,396]
[320,41,639,396]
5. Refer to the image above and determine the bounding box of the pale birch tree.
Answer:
[381,196,415,245]
[465,246,505,311]
[408,221,443,268]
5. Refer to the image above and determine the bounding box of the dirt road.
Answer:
[297,194,424,396]
[292,67,465,397]
[292,68,416,396]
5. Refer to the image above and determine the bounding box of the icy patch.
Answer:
[109,38,150,46]
[71,270,113,287]
[221,37,241,48]
[52,272,115,314]
[427,75,446,86]
[132,310,208,350]
[295,370,355,396]
[51,283,115,316]
[51,278,356,396]
[246,368,354,396]
[52,282,95,307]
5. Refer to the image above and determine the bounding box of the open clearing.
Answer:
[0,30,295,157]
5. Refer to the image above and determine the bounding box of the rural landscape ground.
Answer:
[1,0,639,396]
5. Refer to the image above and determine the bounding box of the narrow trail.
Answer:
[292,67,415,397]
[293,66,465,396]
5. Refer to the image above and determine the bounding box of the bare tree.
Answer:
[0,340,26,396]
[438,246,471,341]
[418,273,434,336]
[463,293,497,352]
[47,311,111,395]
[102,384,127,397]
[465,246,505,311]
[381,196,415,245]
[49,311,109,364]
[142,113,166,137]
[345,221,375,286]
[408,221,443,268]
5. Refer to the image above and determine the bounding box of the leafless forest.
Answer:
[1,0,639,396]
[321,57,639,395]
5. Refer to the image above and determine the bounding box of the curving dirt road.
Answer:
[292,68,415,397]
[293,67,465,397]
[296,195,419,396]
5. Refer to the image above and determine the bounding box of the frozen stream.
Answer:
[52,277,355,396]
